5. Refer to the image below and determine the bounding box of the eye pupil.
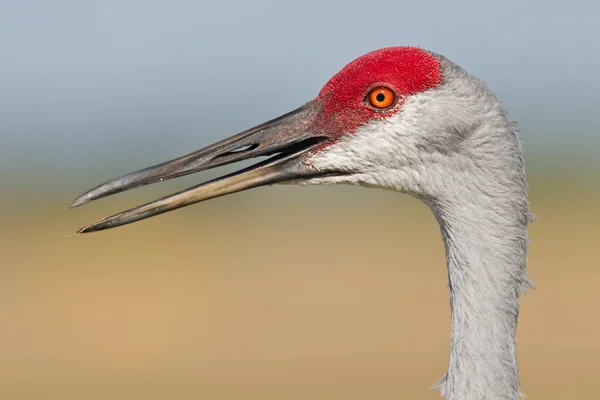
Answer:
[376,93,385,102]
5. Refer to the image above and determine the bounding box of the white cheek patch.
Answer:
[308,111,414,170]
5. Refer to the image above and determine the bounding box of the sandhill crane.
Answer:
[71,47,534,400]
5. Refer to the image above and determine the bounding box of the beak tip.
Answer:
[71,182,117,209]
[70,193,92,208]
[76,223,97,234]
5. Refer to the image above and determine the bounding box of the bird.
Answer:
[71,46,534,400]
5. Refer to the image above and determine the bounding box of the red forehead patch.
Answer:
[313,47,442,137]
[319,46,442,100]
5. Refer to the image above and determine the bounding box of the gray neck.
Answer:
[431,190,532,400]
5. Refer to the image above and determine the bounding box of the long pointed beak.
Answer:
[71,101,334,233]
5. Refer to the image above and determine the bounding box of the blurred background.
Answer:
[1,1,599,399]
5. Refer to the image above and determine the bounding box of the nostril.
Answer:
[214,143,259,159]
[230,144,259,153]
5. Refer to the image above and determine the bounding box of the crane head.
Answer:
[72,46,505,233]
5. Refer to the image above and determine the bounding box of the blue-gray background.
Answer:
[2,0,599,180]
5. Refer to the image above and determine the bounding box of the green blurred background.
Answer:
[2,1,599,399]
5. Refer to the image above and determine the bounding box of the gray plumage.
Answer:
[431,55,535,400]
[306,53,535,400]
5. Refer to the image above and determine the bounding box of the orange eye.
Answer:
[368,87,395,109]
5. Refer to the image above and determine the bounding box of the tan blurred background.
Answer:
[2,1,600,399]
[2,171,599,399]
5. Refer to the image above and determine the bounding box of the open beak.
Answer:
[71,101,335,233]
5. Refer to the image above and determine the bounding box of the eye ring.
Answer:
[367,86,396,110]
